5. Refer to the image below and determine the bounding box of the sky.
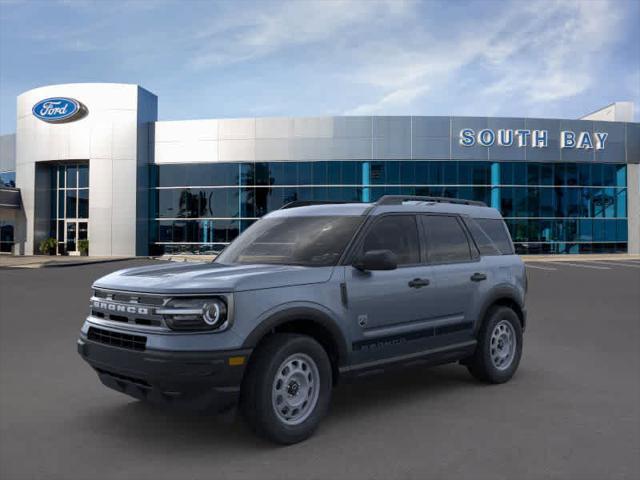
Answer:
[0,0,638,134]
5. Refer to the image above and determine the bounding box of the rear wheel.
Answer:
[467,306,523,383]
[241,333,332,444]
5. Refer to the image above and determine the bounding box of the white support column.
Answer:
[628,163,640,255]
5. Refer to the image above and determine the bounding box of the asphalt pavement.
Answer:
[0,259,639,480]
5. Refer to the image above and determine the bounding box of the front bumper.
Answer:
[77,333,251,411]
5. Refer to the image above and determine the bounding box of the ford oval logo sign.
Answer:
[32,97,87,123]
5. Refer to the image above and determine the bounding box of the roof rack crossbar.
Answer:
[279,200,349,210]
[375,195,487,207]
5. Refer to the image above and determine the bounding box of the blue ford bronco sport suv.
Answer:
[78,195,526,444]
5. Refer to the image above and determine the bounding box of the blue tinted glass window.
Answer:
[66,190,76,218]
[617,219,628,241]
[370,162,384,185]
[312,186,328,200]
[500,162,513,185]
[513,163,527,185]
[552,163,564,185]
[158,165,186,187]
[564,163,577,186]
[540,164,553,185]
[591,163,604,186]
[578,163,591,186]
[578,219,592,241]
[386,162,400,185]
[500,187,513,217]
[415,162,428,184]
[312,162,327,185]
[327,162,340,184]
[443,162,456,184]
[615,189,627,217]
[400,161,415,184]
[66,166,77,188]
[78,165,89,188]
[270,162,285,185]
[344,161,360,185]
[0,171,15,187]
[283,162,298,185]
[615,165,626,187]
[298,162,312,184]
[78,189,89,218]
[527,163,539,185]
[249,162,273,185]
[241,188,255,217]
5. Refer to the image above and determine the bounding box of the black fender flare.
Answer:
[242,306,350,366]
[475,284,526,333]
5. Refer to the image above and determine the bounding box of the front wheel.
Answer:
[467,306,523,384]
[240,333,332,444]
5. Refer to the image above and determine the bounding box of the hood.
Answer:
[92,261,334,294]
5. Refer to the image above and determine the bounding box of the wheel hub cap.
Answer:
[490,320,516,371]
[272,353,320,425]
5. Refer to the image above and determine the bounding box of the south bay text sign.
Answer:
[459,128,608,150]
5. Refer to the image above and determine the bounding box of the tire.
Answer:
[240,333,332,444]
[467,306,523,384]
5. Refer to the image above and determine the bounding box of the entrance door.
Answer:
[65,221,87,254]
[66,221,77,253]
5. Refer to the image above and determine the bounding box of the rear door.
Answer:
[419,214,485,343]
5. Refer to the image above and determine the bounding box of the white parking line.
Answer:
[541,261,611,270]
[525,264,557,271]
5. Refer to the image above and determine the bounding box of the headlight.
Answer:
[157,297,229,331]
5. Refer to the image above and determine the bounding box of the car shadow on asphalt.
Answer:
[75,363,484,450]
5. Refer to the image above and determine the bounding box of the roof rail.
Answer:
[375,195,487,207]
[280,200,349,210]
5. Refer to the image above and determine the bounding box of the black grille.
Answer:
[93,289,165,305]
[87,327,147,351]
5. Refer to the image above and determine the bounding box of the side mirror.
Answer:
[353,249,398,271]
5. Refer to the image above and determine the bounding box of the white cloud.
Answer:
[189,0,410,68]
[342,0,625,115]
[345,84,429,115]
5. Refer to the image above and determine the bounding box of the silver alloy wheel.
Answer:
[271,353,320,426]
[490,320,517,371]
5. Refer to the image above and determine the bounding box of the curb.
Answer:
[0,257,140,269]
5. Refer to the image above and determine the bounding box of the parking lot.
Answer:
[1,258,639,480]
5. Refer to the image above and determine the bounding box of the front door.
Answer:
[65,221,88,254]
[65,221,77,253]
[345,214,433,363]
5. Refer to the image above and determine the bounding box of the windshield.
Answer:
[216,216,363,267]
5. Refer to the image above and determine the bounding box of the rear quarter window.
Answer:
[467,218,514,255]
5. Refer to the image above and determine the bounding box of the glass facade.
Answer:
[49,163,89,254]
[151,161,628,255]
[0,171,16,188]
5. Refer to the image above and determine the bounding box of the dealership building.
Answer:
[0,83,638,256]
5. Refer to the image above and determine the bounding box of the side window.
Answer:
[360,215,420,265]
[475,218,514,255]
[464,218,501,256]
[422,215,472,264]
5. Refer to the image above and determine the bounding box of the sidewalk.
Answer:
[521,254,640,262]
[2,253,639,269]
[158,253,640,264]
[0,255,135,269]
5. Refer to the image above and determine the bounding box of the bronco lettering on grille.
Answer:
[92,300,149,315]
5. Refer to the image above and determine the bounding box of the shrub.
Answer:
[38,237,57,255]
[78,239,89,256]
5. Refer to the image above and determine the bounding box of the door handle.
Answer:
[470,272,487,282]
[408,278,430,288]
